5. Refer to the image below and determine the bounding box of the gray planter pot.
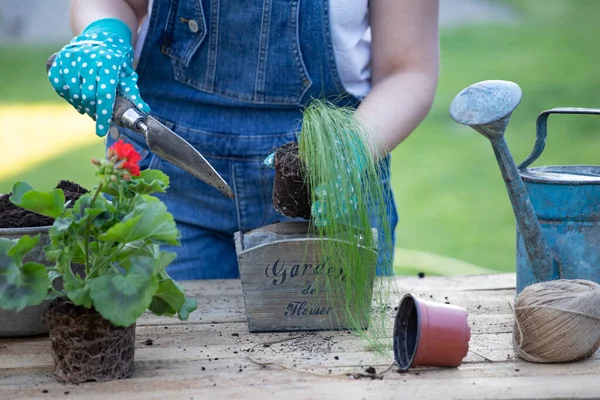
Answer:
[0,225,53,337]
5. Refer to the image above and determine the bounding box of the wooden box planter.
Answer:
[234,221,378,332]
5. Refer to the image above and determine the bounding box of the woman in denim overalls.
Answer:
[50,0,440,280]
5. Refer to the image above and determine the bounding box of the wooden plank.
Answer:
[135,287,516,331]
[2,328,599,374]
[173,273,516,298]
[4,353,600,387]
[0,290,518,371]
[0,325,510,370]
[3,273,597,400]
[393,273,516,292]
[3,319,597,374]
[3,359,600,400]
[137,276,517,326]
[0,287,518,372]
[136,295,247,326]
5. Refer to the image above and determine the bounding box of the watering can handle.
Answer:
[518,107,600,169]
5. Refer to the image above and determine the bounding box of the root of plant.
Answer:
[44,297,136,384]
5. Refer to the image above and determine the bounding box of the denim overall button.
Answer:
[109,125,120,139]
[188,19,200,33]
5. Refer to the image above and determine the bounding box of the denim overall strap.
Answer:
[107,0,398,280]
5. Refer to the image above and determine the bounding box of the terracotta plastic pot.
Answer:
[393,293,470,371]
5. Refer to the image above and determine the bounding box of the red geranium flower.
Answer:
[108,140,142,176]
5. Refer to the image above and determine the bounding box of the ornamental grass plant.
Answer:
[298,99,398,354]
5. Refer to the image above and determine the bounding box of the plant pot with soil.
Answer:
[0,180,88,337]
[0,140,197,384]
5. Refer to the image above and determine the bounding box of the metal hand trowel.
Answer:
[46,53,235,199]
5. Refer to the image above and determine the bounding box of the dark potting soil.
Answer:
[0,180,88,229]
[272,142,312,219]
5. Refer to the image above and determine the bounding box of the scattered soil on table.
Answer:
[272,142,312,219]
[44,297,135,384]
[0,180,89,228]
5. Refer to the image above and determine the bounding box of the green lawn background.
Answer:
[1,1,599,276]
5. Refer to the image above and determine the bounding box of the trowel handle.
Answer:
[45,53,144,130]
[518,107,600,169]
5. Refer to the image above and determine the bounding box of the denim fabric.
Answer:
[106,0,398,280]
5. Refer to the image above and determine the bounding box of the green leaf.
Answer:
[7,234,40,261]
[0,238,50,312]
[130,253,156,275]
[63,265,91,308]
[51,215,74,235]
[142,169,170,186]
[113,241,148,263]
[73,196,104,221]
[9,181,33,206]
[88,264,158,327]
[100,182,119,196]
[0,261,49,312]
[0,238,15,256]
[178,297,197,321]
[148,278,185,317]
[45,212,78,263]
[0,239,21,296]
[71,244,86,265]
[73,194,117,229]
[17,262,50,309]
[129,170,170,194]
[154,251,177,274]
[98,195,180,245]
[9,181,65,219]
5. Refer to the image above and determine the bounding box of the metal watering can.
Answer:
[449,80,600,294]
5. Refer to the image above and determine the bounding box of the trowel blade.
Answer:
[144,116,235,199]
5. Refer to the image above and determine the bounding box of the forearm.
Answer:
[69,0,148,44]
[357,0,439,161]
[355,68,438,159]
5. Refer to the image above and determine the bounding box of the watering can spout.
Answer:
[470,117,511,141]
[449,80,520,140]
[449,80,554,285]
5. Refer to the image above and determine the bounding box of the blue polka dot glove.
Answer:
[309,176,359,227]
[47,18,150,137]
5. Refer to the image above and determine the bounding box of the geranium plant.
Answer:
[0,140,196,327]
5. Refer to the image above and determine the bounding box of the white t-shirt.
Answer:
[134,0,371,99]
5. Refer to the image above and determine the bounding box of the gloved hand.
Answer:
[47,18,150,137]
[309,175,359,227]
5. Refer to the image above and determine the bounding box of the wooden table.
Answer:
[1,273,599,399]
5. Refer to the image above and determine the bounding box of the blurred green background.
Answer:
[0,0,599,276]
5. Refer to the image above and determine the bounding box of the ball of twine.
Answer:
[512,279,600,363]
